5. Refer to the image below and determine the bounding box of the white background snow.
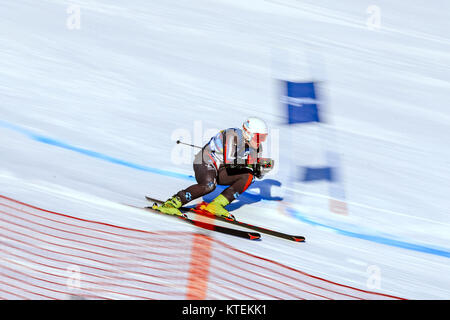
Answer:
[0,0,449,299]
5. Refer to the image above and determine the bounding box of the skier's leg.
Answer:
[219,169,254,203]
[204,168,254,218]
[154,152,218,215]
[175,162,217,205]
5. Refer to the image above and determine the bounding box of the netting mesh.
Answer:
[0,195,402,300]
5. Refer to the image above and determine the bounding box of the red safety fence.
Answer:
[0,195,403,300]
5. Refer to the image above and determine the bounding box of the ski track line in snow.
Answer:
[1,120,449,259]
[284,208,450,259]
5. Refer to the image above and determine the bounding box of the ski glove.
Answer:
[254,158,274,179]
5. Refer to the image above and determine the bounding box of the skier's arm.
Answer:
[254,158,274,179]
[251,144,274,179]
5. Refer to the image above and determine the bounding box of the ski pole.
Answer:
[176,140,203,149]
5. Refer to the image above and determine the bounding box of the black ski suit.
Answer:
[176,128,264,205]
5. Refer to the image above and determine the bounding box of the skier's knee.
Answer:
[204,181,217,193]
[245,172,254,182]
[241,172,254,187]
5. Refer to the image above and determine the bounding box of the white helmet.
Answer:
[242,117,268,147]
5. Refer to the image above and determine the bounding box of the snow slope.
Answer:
[0,0,449,299]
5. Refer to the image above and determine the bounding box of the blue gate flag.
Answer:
[283,81,320,124]
[300,166,334,182]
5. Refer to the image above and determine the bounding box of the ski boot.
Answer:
[152,195,184,217]
[200,194,235,221]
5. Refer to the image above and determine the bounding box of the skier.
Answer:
[152,117,274,219]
